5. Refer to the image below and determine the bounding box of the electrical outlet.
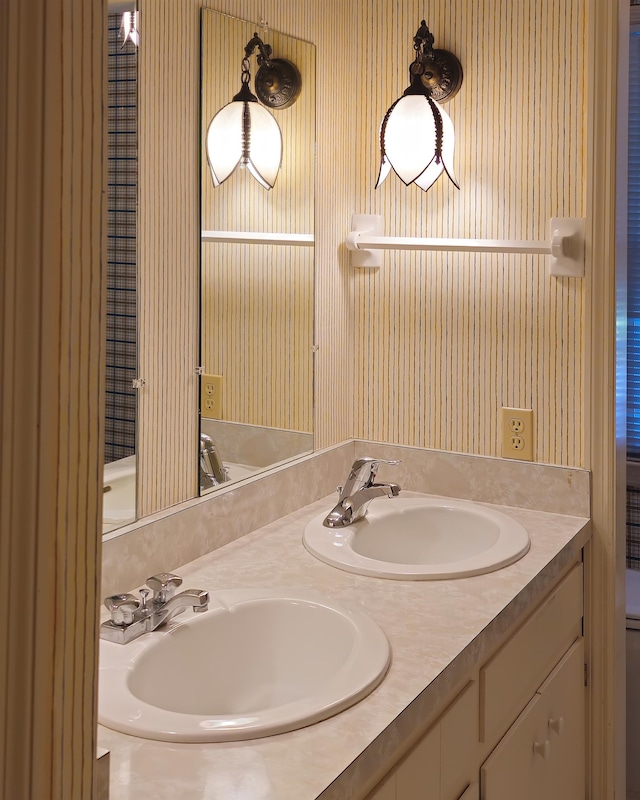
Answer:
[501,407,534,461]
[201,373,223,419]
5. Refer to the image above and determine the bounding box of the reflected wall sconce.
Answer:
[376,20,463,193]
[206,32,301,190]
[120,8,140,48]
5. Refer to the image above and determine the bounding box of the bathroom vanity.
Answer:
[367,562,584,800]
[98,488,589,800]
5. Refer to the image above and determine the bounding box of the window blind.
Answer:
[628,30,640,455]
[106,13,137,463]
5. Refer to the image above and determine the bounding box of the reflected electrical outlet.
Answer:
[201,373,223,419]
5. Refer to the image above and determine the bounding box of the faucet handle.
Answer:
[146,572,183,604]
[191,590,211,612]
[104,593,140,626]
[350,457,400,475]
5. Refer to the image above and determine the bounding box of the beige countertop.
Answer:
[98,492,590,800]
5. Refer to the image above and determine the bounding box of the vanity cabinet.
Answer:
[366,562,584,800]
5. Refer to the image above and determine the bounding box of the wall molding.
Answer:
[583,0,628,796]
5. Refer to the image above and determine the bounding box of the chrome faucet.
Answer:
[100,572,210,644]
[199,432,229,489]
[323,457,401,528]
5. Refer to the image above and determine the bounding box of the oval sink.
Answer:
[303,497,530,580]
[99,588,390,742]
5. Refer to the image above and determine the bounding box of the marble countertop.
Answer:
[98,492,590,800]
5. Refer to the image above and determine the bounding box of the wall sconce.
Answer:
[120,8,140,48]
[206,33,301,190]
[376,20,462,192]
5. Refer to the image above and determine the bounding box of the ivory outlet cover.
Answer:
[201,374,223,419]
[501,407,534,461]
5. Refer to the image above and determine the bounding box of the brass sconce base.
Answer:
[255,58,302,109]
[418,49,463,102]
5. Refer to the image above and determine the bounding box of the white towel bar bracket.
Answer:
[346,214,585,277]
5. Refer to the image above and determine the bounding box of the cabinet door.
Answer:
[480,691,545,800]
[367,722,441,800]
[369,681,478,800]
[396,722,440,800]
[536,639,585,800]
[441,681,478,800]
[368,775,396,800]
[481,639,584,800]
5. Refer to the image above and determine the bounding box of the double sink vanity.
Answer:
[97,453,590,800]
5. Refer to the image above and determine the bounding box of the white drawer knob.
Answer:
[549,716,565,735]
[533,739,551,759]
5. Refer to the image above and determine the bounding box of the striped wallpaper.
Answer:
[201,243,314,431]
[137,0,202,516]
[349,0,586,467]
[137,0,588,517]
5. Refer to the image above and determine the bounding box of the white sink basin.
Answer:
[99,588,390,742]
[303,497,530,580]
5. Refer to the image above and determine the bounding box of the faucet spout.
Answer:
[323,477,401,528]
[323,457,401,527]
[151,589,210,627]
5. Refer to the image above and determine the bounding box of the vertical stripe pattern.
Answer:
[351,0,586,467]
[0,0,104,796]
[137,0,202,515]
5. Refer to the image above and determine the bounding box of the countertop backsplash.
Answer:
[101,440,590,598]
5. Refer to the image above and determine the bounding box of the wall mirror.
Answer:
[104,1,138,535]
[199,9,315,494]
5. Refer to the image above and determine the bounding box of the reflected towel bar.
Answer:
[202,230,314,246]
[346,214,585,277]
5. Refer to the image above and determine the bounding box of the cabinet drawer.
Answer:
[480,563,582,744]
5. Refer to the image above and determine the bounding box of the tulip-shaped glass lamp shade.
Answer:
[206,33,300,191]
[206,78,283,190]
[376,21,462,193]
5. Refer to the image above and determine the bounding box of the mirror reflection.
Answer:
[104,3,138,533]
[199,10,315,494]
